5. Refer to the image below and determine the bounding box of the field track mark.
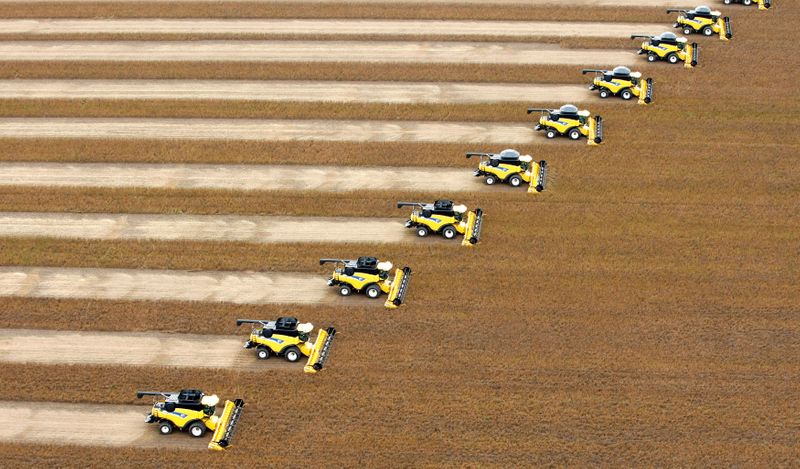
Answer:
[0,213,407,244]
[0,328,299,370]
[0,40,636,65]
[0,267,335,305]
[0,80,593,104]
[0,163,489,192]
[0,19,665,38]
[0,401,208,448]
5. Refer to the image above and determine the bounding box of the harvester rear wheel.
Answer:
[508,175,523,187]
[647,53,658,63]
[416,226,430,237]
[667,53,679,64]
[256,346,270,360]
[441,225,457,239]
[620,89,633,100]
[484,175,498,185]
[159,422,174,435]
[283,346,301,363]
[599,89,611,99]
[568,128,582,140]
[702,26,714,36]
[189,422,206,438]
[365,284,382,298]
[338,285,352,296]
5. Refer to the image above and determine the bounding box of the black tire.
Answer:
[365,283,382,299]
[545,129,558,139]
[164,402,176,412]
[723,0,732,4]
[620,89,633,100]
[508,174,523,187]
[283,346,301,363]
[667,53,679,64]
[441,225,457,240]
[646,53,658,63]
[598,88,611,99]
[683,26,694,35]
[188,421,206,438]
[568,128,582,140]
[256,346,270,360]
[338,284,352,296]
[743,0,752,5]
[702,26,714,36]
[416,225,429,237]
[484,175,498,185]
[159,421,174,435]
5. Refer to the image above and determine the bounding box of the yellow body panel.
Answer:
[151,406,217,431]
[408,212,467,236]
[248,331,313,356]
[208,399,244,451]
[330,270,391,293]
[537,115,589,137]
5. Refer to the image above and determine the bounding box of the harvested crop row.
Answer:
[0,212,409,244]
[0,328,294,370]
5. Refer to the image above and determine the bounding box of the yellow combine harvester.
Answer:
[582,67,653,105]
[527,104,603,145]
[667,6,732,40]
[466,149,547,193]
[723,0,770,10]
[397,199,484,245]
[320,257,411,309]
[236,317,336,373]
[631,32,699,68]
[136,389,244,451]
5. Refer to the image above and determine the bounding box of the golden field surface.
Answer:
[0,1,798,467]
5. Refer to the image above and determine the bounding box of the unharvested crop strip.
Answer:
[0,266,335,305]
[0,212,408,243]
[0,40,637,65]
[0,19,665,39]
[0,80,592,105]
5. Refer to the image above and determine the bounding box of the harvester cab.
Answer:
[397,199,484,245]
[667,6,732,40]
[236,317,336,373]
[136,389,244,451]
[319,257,411,309]
[466,149,547,193]
[527,104,603,145]
[581,66,653,105]
[632,32,699,68]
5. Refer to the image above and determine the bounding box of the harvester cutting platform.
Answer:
[320,257,411,308]
[136,389,244,451]
[632,33,699,68]
[582,67,653,105]
[236,317,335,373]
[527,105,603,145]
[397,199,484,245]
[667,6,732,40]
[466,149,547,193]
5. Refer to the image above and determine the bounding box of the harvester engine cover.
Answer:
[320,257,411,308]
[397,199,485,245]
[466,149,548,193]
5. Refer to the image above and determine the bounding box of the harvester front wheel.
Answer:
[338,285,352,296]
[568,128,582,140]
[702,26,714,36]
[667,53,679,64]
[646,53,658,63]
[159,422,174,435]
[283,346,301,363]
[484,175,498,185]
[743,0,751,5]
[545,129,558,139]
[508,175,523,187]
[365,284,382,298]
[683,26,694,35]
[599,88,611,99]
[416,226,430,237]
[188,422,206,438]
[723,0,731,4]
[620,89,633,100]
[441,225,457,240]
[256,346,270,360]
